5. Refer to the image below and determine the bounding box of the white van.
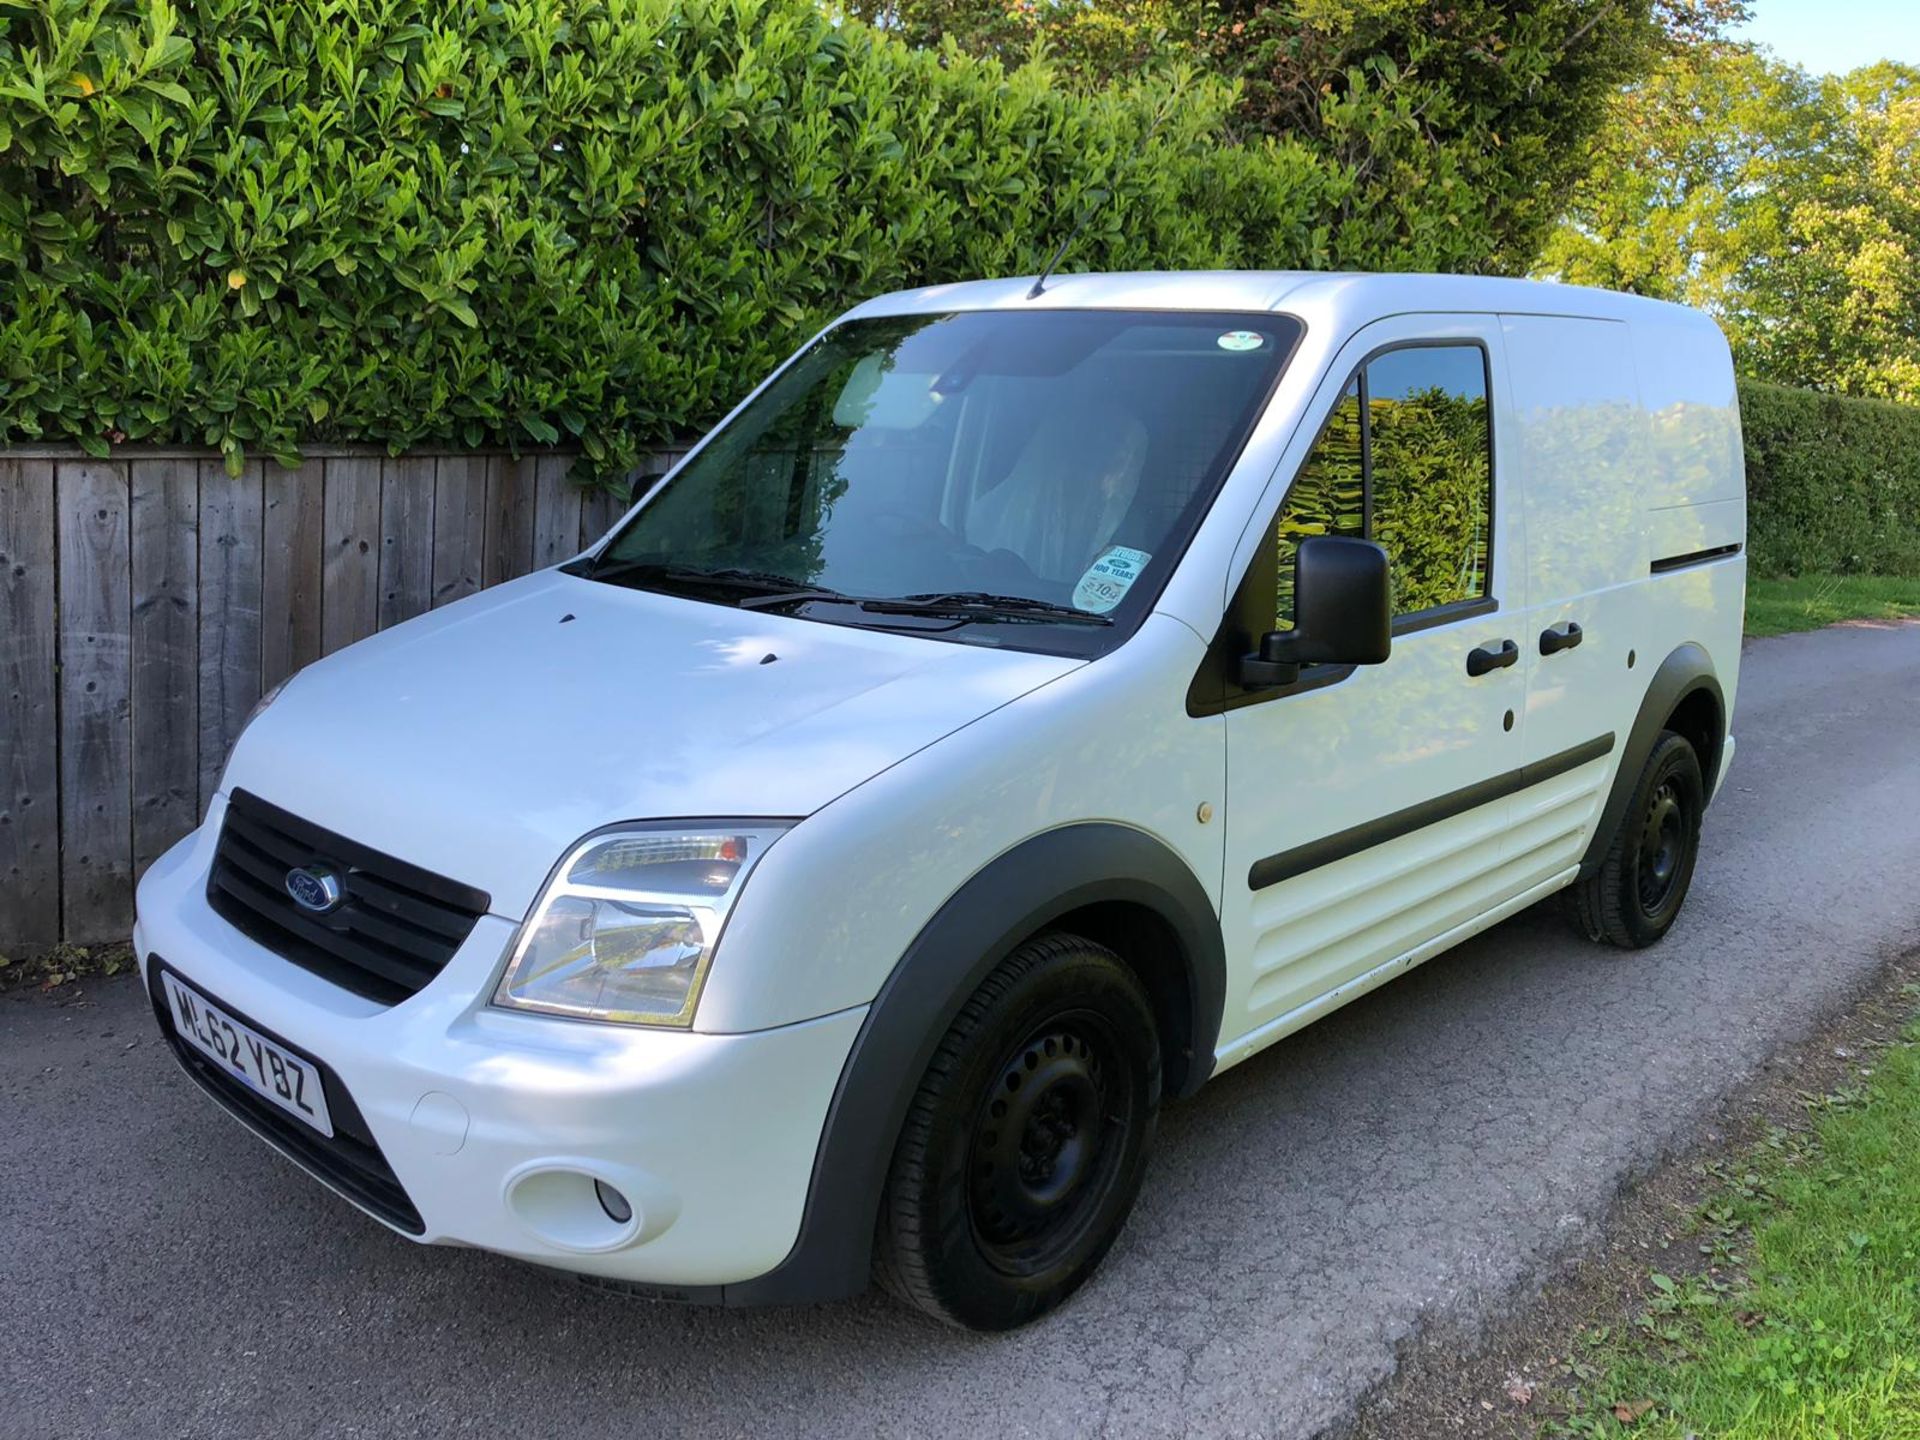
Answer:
[136,272,1745,1331]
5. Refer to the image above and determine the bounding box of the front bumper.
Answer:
[135,799,866,1290]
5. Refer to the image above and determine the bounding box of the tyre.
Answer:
[874,932,1162,1331]
[1569,730,1705,949]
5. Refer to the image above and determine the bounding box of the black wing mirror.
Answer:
[1239,535,1393,689]
[626,468,670,506]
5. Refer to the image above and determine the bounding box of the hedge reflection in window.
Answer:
[1366,346,1491,615]
[1270,345,1490,632]
[1273,378,1364,629]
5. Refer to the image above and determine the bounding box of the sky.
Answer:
[1733,0,1919,75]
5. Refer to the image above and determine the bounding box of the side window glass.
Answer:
[1364,346,1492,615]
[1272,378,1364,629]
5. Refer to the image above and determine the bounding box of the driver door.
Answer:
[1212,317,1532,1063]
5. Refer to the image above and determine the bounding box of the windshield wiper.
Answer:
[580,557,848,602]
[856,591,1112,626]
[577,562,1107,627]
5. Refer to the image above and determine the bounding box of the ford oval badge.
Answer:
[285,866,344,913]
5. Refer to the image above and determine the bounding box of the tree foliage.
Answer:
[1543,47,1920,404]
[0,0,1348,474]
[1197,0,1677,273]
[845,0,1718,275]
[839,0,1201,85]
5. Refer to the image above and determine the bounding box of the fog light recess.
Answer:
[504,1166,644,1253]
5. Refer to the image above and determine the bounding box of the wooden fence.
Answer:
[0,446,685,952]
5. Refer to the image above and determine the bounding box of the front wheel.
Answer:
[1568,730,1705,948]
[874,933,1161,1331]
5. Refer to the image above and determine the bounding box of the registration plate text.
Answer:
[162,973,334,1138]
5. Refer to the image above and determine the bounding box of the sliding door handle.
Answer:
[1466,639,1519,677]
[1540,621,1584,656]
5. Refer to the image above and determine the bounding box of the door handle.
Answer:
[1466,639,1519,677]
[1540,621,1584,656]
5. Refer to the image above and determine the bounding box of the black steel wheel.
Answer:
[1569,730,1706,949]
[875,933,1160,1330]
[1636,774,1688,917]
[967,1014,1135,1278]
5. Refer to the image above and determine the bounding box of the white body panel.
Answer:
[223,567,1074,918]
[136,270,1745,1290]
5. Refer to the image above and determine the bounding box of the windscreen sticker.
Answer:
[1216,330,1267,352]
[1073,546,1153,615]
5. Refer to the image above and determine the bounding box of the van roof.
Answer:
[844,270,1713,332]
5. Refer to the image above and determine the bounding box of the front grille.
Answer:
[149,959,425,1235]
[208,788,490,1005]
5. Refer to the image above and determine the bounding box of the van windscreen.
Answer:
[586,309,1302,654]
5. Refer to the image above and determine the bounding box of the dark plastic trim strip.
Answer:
[1650,543,1742,575]
[1393,593,1499,637]
[147,957,425,1234]
[1248,732,1617,892]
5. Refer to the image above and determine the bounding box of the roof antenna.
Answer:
[1026,188,1111,300]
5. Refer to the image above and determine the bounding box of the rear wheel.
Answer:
[874,933,1161,1331]
[1569,730,1705,948]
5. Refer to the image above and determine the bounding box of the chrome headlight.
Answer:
[492,824,789,1027]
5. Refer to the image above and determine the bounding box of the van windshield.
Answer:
[585,309,1301,654]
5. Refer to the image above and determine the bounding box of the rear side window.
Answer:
[1272,343,1492,626]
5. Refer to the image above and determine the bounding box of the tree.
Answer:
[844,0,1727,276]
[1543,49,1920,403]
[1744,64,1920,402]
[1200,0,1687,272]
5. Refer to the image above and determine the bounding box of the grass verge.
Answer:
[1746,575,1920,638]
[1546,998,1920,1438]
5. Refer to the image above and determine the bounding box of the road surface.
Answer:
[5,621,1919,1440]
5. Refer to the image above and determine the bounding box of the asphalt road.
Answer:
[6,621,1919,1440]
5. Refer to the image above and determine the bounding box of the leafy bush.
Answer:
[1740,381,1920,579]
[1202,0,1673,277]
[0,0,1366,477]
[848,0,1691,279]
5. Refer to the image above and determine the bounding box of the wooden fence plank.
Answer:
[577,485,619,552]
[130,458,199,876]
[431,455,487,608]
[197,460,263,809]
[483,454,537,586]
[321,456,381,656]
[0,458,62,948]
[4,444,640,951]
[531,454,582,570]
[262,457,324,688]
[379,455,436,629]
[56,460,134,943]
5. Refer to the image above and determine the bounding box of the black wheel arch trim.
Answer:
[709,822,1224,1307]
[1579,642,1727,879]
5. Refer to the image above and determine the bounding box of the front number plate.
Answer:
[162,973,334,1138]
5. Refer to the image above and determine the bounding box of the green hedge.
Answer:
[0,0,1375,478]
[1741,380,1920,579]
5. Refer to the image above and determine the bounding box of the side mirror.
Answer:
[626,469,669,506]
[1239,535,1393,689]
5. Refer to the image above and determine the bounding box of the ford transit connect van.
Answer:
[137,272,1745,1331]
